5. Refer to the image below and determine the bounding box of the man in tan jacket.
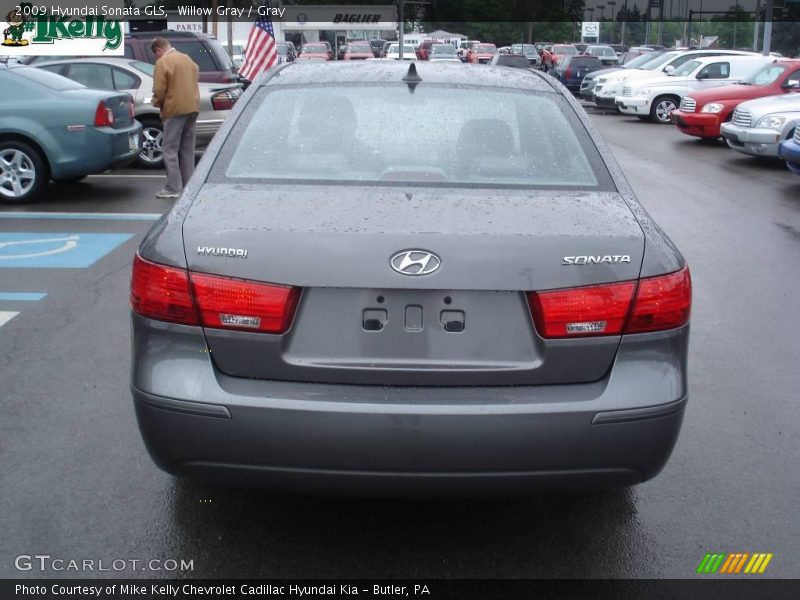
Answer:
[151,37,200,199]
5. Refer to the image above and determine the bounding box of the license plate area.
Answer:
[283,288,539,371]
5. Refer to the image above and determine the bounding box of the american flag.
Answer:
[238,5,279,82]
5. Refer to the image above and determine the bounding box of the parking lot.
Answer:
[1,104,799,579]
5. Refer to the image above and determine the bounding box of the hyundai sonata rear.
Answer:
[130,62,691,495]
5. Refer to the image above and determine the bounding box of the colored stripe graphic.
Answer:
[698,552,773,574]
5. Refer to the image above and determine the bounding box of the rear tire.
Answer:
[650,95,679,124]
[0,140,48,204]
[137,118,164,169]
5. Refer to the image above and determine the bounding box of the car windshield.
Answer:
[129,60,155,76]
[642,51,679,70]
[349,44,371,53]
[218,84,604,189]
[7,66,83,90]
[431,45,456,55]
[230,45,243,55]
[591,47,616,56]
[474,45,497,53]
[672,60,701,77]
[276,45,288,56]
[302,44,327,53]
[388,45,415,54]
[554,46,577,55]
[622,52,660,69]
[741,63,788,85]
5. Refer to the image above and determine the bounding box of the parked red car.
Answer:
[671,59,800,140]
[298,43,333,61]
[542,44,578,71]
[343,42,374,60]
[467,43,498,64]
[416,40,434,60]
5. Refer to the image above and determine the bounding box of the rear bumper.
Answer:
[671,110,721,138]
[131,316,689,495]
[720,123,783,157]
[134,389,685,495]
[47,121,141,179]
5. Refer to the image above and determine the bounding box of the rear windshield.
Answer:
[431,45,456,55]
[349,44,372,53]
[590,47,616,56]
[474,44,497,53]
[212,84,611,190]
[303,44,327,52]
[5,66,83,90]
[554,46,577,54]
[566,57,602,67]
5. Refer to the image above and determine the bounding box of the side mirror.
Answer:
[783,79,800,90]
[664,65,675,75]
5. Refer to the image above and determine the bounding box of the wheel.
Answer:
[138,119,164,168]
[650,95,679,124]
[0,140,48,204]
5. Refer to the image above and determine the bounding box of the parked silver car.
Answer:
[721,93,800,158]
[34,57,242,168]
[131,62,692,495]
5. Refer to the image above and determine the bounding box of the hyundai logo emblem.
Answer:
[390,250,441,276]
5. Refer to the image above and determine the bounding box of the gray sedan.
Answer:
[131,62,692,495]
[34,57,242,168]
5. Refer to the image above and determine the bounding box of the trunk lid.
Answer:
[183,184,645,385]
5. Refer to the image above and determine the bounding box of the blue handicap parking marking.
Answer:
[0,233,134,268]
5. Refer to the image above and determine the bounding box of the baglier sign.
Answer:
[281,4,397,30]
[1,2,124,55]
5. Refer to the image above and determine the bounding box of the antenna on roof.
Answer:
[402,62,422,93]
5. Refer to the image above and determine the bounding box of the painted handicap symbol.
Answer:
[0,235,80,260]
[0,233,133,268]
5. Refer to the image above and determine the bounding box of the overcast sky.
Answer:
[583,0,769,20]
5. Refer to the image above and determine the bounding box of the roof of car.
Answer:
[263,61,556,92]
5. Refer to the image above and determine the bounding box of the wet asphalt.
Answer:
[1,107,799,580]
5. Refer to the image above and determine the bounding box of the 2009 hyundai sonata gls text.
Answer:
[130,62,691,494]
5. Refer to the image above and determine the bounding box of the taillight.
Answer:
[211,90,236,111]
[131,254,199,325]
[128,95,135,119]
[527,266,691,338]
[528,280,636,338]
[190,272,300,334]
[94,101,115,127]
[565,67,572,80]
[626,266,692,333]
[131,255,302,334]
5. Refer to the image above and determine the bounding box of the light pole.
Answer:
[621,0,628,46]
[607,1,616,43]
[597,4,605,43]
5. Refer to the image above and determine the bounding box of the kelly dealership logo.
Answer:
[2,2,122,53]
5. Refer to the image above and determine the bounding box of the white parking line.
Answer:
[87,174,166,179]
[0,311,19,328]
[0,212,162,221]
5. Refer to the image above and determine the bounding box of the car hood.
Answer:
[686,83,775,106]
[585,66,623,80]
[736,92,800,115]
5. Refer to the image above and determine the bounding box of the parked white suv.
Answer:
[593,49,759,109]
[616,55,774,123]
[720,93,800,158]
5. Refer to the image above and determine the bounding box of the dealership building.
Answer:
[130,4,398,54]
